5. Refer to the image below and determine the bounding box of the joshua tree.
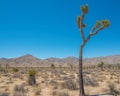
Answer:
[0,64,1,70]
[5,64,9,69]
[13,67,19,73]
[51,63,55,68]
[98,61,104,71]
[28,69,36,85]
[77,4,110,96]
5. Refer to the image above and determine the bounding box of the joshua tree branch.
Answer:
[83,26,104,45]
[92,27,104,35]
[90,26,96,34]
[79,13,85,42]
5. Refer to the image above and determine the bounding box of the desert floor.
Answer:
[0,67,120,96]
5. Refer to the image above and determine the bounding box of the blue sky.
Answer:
[0,0,120,59]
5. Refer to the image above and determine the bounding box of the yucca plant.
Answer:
[98,61,104,71]
[13,68,19,73]
[28,69,36,85]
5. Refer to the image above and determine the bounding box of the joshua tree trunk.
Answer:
[28,75,36,85]
[79,45,85,96]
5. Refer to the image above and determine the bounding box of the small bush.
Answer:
[28,69,36,85]
[34,89,41,96]
[51,64,55,68]
[108,83,120,95]
[14,85,25,92]
[28,69,36,76]
[0,92,9,96]
[57,92,69,96]
[83,77,99,87]
[13,85,26,96]
[13,68,19,72]
[49,80,58,86]
[61,79,78,90]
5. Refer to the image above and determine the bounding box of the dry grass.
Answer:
[0,67,120,96]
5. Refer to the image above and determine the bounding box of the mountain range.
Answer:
[0,54,120,67]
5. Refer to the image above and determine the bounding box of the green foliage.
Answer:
[102,20,110,28]
[77,4,110,31]
[77,16,87,28]
[80,4,88,14]
[77,16,81,27]
[13,68,19,72]
[77,16,81,22]
[98,61,104,71]
[51,64,55,68]
[95,20,110,29]
[95,21,102,28]
[98,61,104,67]
[28,69,37,85]
[28,69,36,76]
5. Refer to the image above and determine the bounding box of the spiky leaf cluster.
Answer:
[77,16,81,27]
[28,69,36,76]
[94,20,110,29]
[80,4,88,14]
[77,16,87,28]
[95,21,101,28]
[98,61,104,67]
[13,68,19,72]
[102,20,110,28]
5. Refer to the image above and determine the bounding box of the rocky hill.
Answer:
[0,54,120,67]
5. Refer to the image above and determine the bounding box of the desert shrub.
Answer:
[12,71,22,78]
[14,85,25,92]
[49,80,58,89]
[57,92,69,96]
[98,61,104,71]
[28,69,36,76]
[20,70,26,74]
[52,91,57,96]
[13,92,25,96]
[49,80,58,86]
[62,76,71,81]
[83,77,99,87]
[108,83,120,96]
[13,68,19,72]
[61,79,78,90]
[0,68,7,73]
[52,91,69,96]
[51,64,55,68]
[13,85,26,96]
[69,75,75,79]
[0,92,9,96]
[28,69,36,85]
[34,89,41,96]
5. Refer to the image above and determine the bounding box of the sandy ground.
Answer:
[0,68,120,96]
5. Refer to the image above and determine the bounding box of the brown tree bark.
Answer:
[79,44,85,96]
